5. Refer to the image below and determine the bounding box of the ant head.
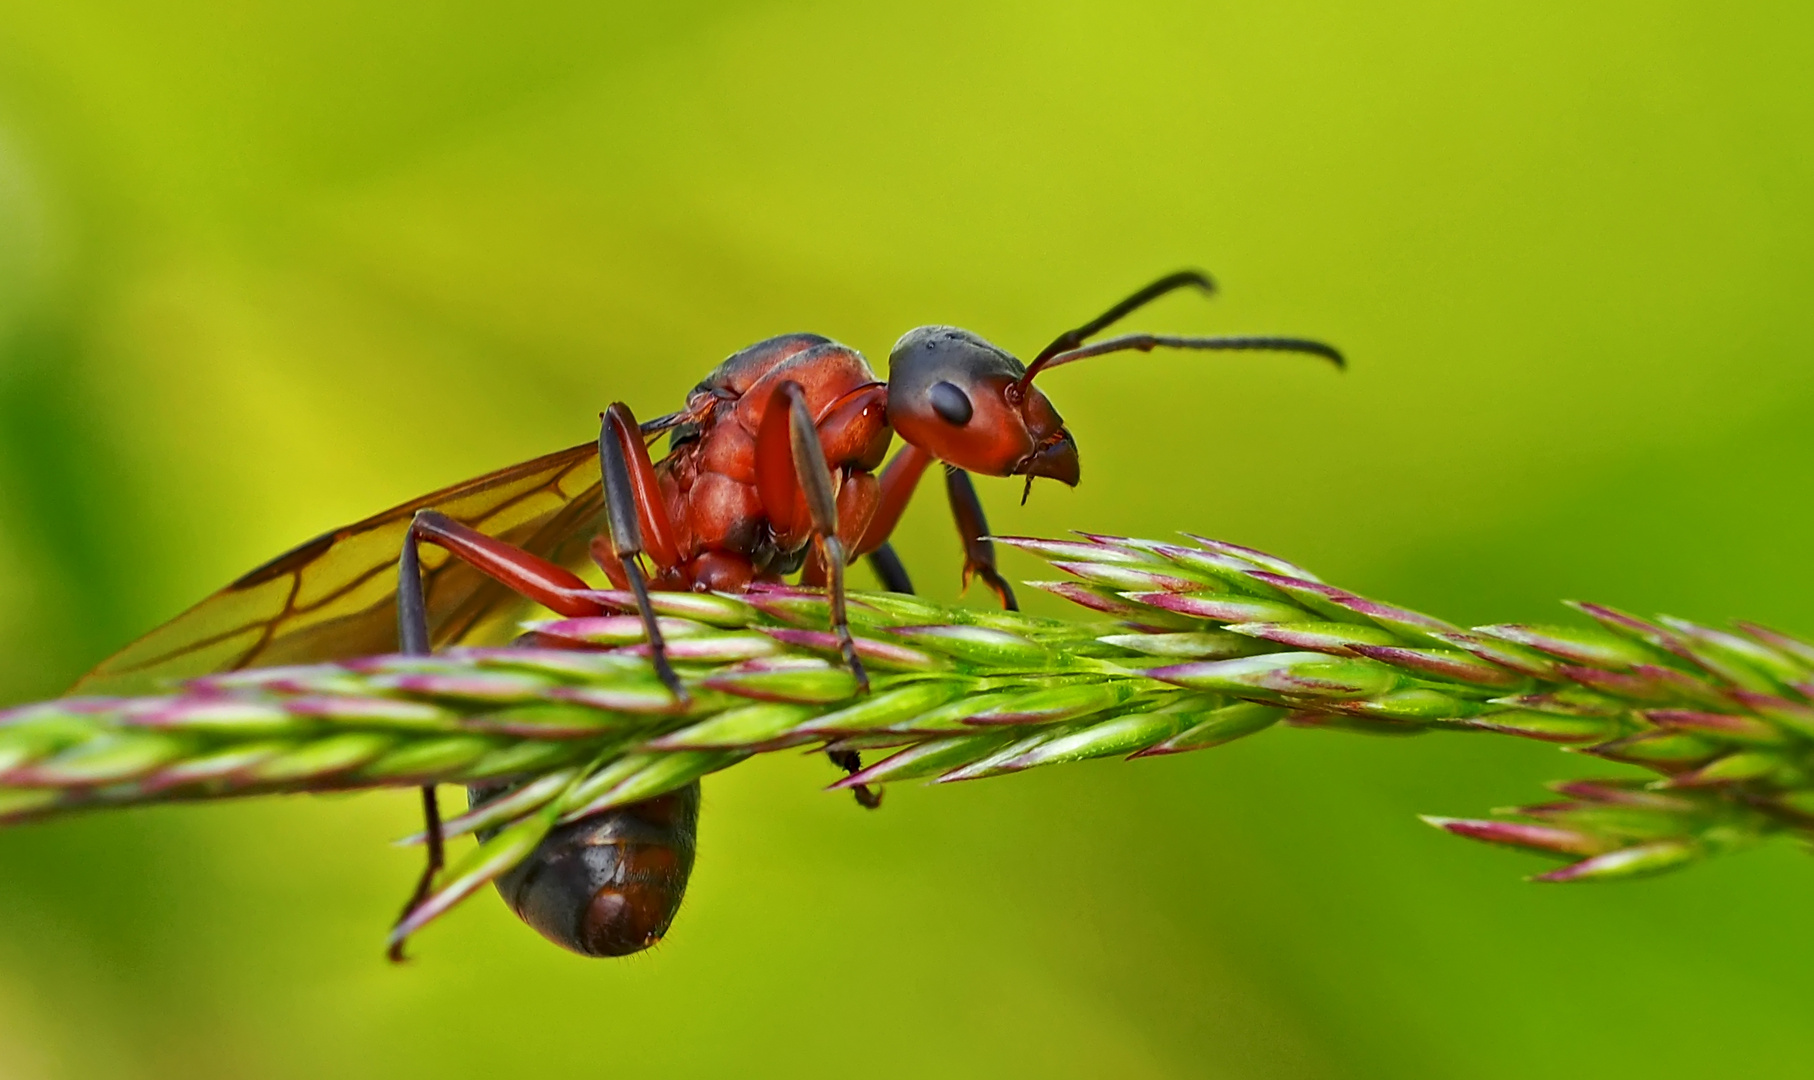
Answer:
[885,326,1079,486]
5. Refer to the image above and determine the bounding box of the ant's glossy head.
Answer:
[885,327,1078,485]
[884,271,1344,498]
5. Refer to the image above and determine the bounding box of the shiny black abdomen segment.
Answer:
[471,781,701,957]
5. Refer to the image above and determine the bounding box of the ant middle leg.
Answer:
[865,542,914,594]
[754,381,885,808]
[825,748,883,809]
[754,380,871,694]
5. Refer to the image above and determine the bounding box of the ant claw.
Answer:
[827,749,883,810]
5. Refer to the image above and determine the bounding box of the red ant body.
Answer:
[75,271,1340,958]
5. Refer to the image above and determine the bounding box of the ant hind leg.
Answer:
[387,507,611,960]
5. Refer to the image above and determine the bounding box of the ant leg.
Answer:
[387,786,443,963]
[752,381,885,807]
[598,404,688,702]
[753,381,871,694]
[853,444,928,593]
[785,383,869,693]
[854,444,934,557]
[825,748,883,809]
[390,520,439,962]
[389,509,609,961]
[402,511,606,622]
[848,447,1008,609]
[866,542,914,594]
[944,467,1018,611]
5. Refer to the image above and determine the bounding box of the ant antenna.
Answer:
[1031,333,1344,376]
[1026,270,1216,375]
[1016,270,1342,392]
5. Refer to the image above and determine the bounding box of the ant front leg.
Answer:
[390,508,609,961]
[944,467,1018,611]
[597,404,689,703]
[851,429,927,597]
[852,445,1014,611]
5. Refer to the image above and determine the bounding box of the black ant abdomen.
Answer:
[472,781,701,957]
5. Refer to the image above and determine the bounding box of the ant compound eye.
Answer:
[929,381,974,425]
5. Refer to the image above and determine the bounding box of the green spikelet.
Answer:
[7,529,1814,944]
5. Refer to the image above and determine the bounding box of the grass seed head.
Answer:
[8,527,1814,944]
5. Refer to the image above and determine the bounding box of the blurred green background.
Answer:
[1,1,1812,1077]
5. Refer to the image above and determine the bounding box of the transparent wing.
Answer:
[72,443,604,695]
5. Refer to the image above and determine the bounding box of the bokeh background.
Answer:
[1,2,1811,1077]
